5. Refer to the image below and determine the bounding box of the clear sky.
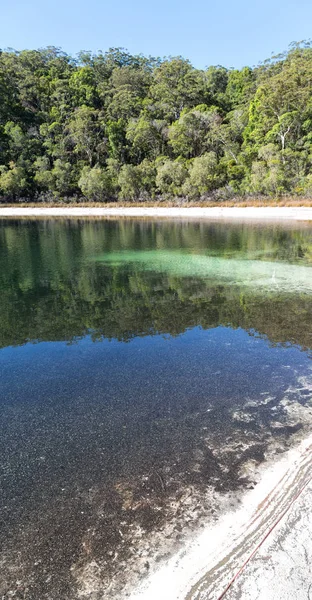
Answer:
[1,0,311,69]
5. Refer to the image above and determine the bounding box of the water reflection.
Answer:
[0,219,312,349]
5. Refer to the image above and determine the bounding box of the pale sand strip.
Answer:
[129,434,312,600]
[0,206,312,220]
[225,480,312,600]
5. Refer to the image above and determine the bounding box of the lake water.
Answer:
[0,218,312,599]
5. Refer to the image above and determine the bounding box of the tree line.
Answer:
[0,42,312,202]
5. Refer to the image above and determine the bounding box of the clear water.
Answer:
[0,218,312,599]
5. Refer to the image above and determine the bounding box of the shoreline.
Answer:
[0,206,312,220]
[129,432,312,600]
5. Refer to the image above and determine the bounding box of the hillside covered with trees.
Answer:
[0,42,312,202]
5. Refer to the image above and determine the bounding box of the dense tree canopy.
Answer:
[0,43,312,201]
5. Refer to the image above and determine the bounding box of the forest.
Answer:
[0,42,312,202]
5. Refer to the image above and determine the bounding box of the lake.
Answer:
[0,217,312,600]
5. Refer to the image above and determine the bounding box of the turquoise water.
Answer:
[94,249,312,293]
[0,218,312,599]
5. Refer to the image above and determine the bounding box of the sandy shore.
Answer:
[225,480,312,600]
[130,434,312,600]
[0,206,312,220]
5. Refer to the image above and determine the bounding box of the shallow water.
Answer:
[0,218,312,599]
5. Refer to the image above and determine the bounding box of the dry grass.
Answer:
[2,198,312,209]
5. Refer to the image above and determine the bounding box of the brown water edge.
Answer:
[1,377,312,600]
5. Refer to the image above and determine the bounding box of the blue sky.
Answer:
[1,0,311,68]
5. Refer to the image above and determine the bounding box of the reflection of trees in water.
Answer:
[0,218,311,349]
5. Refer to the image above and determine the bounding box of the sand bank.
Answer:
[0,206,312,220]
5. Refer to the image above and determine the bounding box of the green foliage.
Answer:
[78,165,114,201]
[205,66,229,108]
[117,161,156,200]
[0,162,29,198]
[168,105,222,158]
[148,58,206,121]
[69,67,98,107]
[106,119,127,162]
[246,144,286,196]
[156,159,188,196]
[51,159,77,196]
[33,156,54,190]
[126,116,166,160]
[67,105,105,166]
[183,153,219,197]
[0,42,312,201]
[118,164,141,200]
[33,158,77,197]
[225,67,255,108]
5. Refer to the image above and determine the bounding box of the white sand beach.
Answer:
[129,434,312,600]
[0,206,312,220]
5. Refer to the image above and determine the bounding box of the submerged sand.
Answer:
[0,206,312,220]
